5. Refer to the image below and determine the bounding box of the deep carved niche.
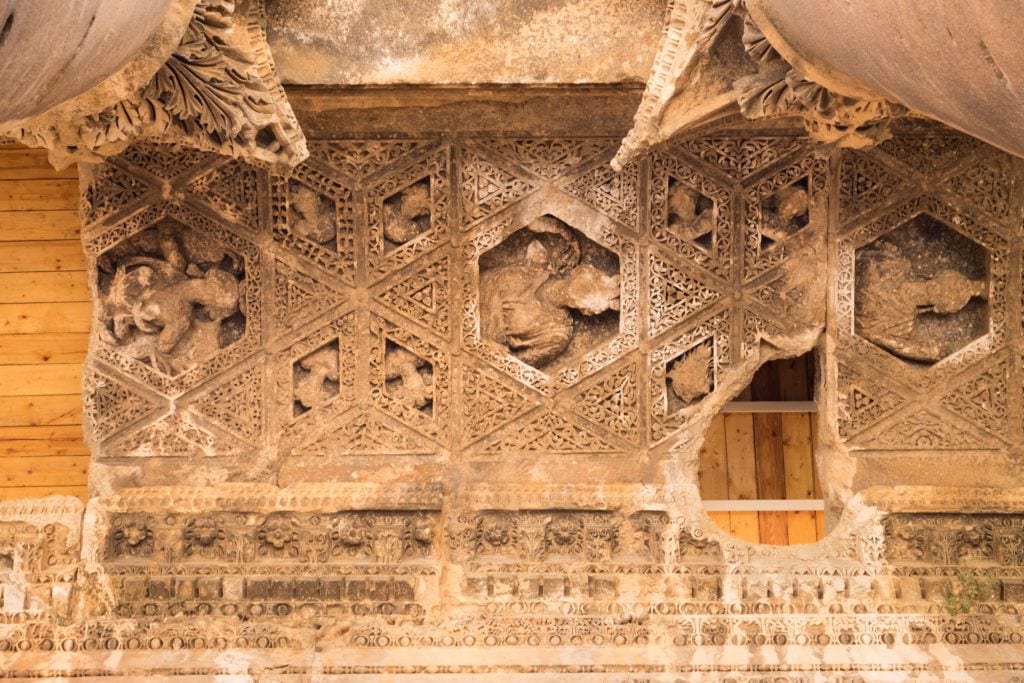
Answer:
[97,218,246,377]
[854,213,989,364]
[478,215,621,372]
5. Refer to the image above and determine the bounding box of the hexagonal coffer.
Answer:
[478,214,621,373]
[854,213,989,364]
[97,218,246,377]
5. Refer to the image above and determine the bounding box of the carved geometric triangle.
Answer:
[271,258,348,335]
[860,408,996,450]
[480,409,623,455]
[563,161,639,230]
[321,140,428,182]
[485,138,610,180]
[570,361,642,445]
[122,143,217,180]
[375,254,451,337]
[461,363,540,447]
[943,154,1014,222]
[837,363,906,440]
[107,410,242,458]
[83,369,162,444]
[191,365,264,444]
[459,150,538,224]
[676,136,805,179]
[648,253,721,338]
[82,164,151,224]
[190,161,260,229]
[839,152,909,222]
[303,407,432,456]
[878,133,983,174]
[940,364,1010,442]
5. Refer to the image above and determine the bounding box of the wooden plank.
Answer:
[728,511,760,544]
[0,395,82,427]
[0,210,81,241]
[0,179,79,211]
[810,413,823,499]
[777,353,811,401]
[758,511,789,545]
[0,485,88,501]
[753,413,786,499]
[815,511,826,540]
[0,149,78,180]
[0,364,82,396]
[782,413,815,500]
[722,401,816,413]
[0,333,90,365]
[706,511,730,533]
[0,427,89,458]
[787,511,819,545]
[0,271,90,303]
[723,412,757,501]
[0,240,86,272]
[698,414,728,500]
[0,456,90,486]
[0,302,92,333]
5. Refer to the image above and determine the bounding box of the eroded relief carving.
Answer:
[855,214,989,363]
[98,219,244,376]
[58,107,1024,679]
[479,215,621,370]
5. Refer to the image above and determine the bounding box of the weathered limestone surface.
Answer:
[265,0,665,85]
[3,89,1023,679]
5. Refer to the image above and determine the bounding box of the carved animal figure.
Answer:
[480,216,621,368]
[667,182,715,242]
[856,242,987,362]
[762,184,810,241]
[384,346,433,411]
[382,181,431,244]
[294,345,340,410]
[290,186,335,244]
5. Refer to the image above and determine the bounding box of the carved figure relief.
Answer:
[98,219,244,376]
[666,342,715,409]
[479,215,621,370]
[293,341,341,415]
[855,214,989,363]
[666,179,716,248]
[384,343,434,414]
[383,178,432,247]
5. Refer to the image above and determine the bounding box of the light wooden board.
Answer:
[0,332,90,364]
[0,302,93,334]
[0,210,81,241]
[0,179,79,211]
[0,240,87,272]
[0,395,83,427]
[0,271,90,303]
[0,148,90,499]
[0,363,82,396]
[698,414,728,500]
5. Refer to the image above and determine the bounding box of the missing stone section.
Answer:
[479,214,621,371]
[699,352,823,546]
[855,213,989,364]
[97,219,245,377]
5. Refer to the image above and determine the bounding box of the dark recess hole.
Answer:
[0,13,15,48]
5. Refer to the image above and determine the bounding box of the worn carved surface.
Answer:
[5,0,306,171]
[6,92,1024,678]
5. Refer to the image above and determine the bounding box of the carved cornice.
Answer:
[5,0,306,171]
[613,0,901,170]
